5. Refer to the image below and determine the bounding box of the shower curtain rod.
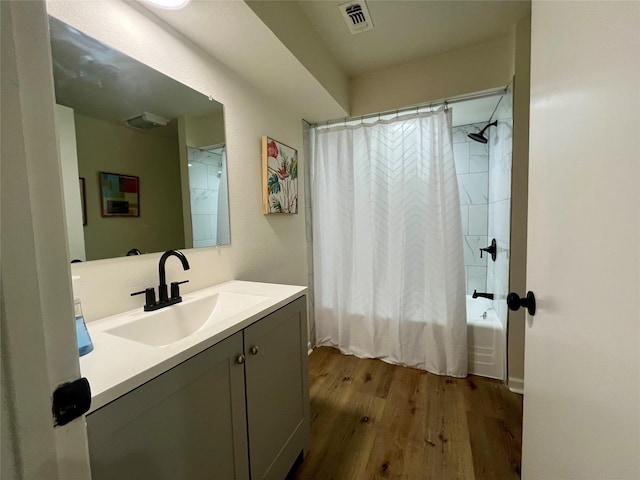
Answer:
[310,86,508,128]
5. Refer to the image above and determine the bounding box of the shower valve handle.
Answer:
[479,239,497,262]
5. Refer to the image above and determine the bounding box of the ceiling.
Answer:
[298,0,531,77]
[118,0,531,123]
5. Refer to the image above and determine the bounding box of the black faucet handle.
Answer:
[131,287,156,309]
[479,239,498,261]
[170,280,189,299]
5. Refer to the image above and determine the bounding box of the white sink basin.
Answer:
[105,292,267,347]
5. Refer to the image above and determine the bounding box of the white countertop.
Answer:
[81,280,306,413]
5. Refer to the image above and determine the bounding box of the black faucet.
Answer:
[131,249,190,311]
[158,250,190,302]
[472,290,494,300]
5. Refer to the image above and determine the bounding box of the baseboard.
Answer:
[508,377,524,395]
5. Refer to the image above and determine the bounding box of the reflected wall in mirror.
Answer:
[49,16,231,262]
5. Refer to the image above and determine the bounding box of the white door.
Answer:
[522,2,640,479]
[1,1,92,478]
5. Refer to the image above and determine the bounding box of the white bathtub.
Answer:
[466,295,504,380]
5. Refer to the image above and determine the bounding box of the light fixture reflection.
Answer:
[143,0,190,10]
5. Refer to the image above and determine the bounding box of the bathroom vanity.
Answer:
[81,281,309,480]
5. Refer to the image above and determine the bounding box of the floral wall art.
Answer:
[262,136,298,214]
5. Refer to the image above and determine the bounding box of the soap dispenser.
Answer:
[72,276,93,356]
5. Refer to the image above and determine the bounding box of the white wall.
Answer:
[47,0,309,322]
[1,362,18,479]
[184,111,226,148]
[55,104,86,261]
[74,113,184,260]
[350,35,515,116]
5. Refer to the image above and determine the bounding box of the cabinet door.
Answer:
[244,297,310,480]
[87,332,249,480]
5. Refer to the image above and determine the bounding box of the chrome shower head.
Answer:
[468,120,497,144]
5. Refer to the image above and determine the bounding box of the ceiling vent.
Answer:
[125,112,169,130]
[339,1,374,35]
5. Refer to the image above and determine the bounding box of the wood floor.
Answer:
[288,347,522,480]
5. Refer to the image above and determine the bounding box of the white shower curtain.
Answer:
[312,108,467,377]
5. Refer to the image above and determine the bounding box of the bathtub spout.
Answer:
[472,290,494,300]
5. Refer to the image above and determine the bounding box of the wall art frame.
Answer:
[261,136,298,214]
[99,171,140,217]
[79,177,87,225]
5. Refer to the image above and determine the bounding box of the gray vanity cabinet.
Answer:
[87,296,309,480]
[244,296,310,480]
[87,331,249,480]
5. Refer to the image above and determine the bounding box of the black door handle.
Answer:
[53,377,91,426]
[507,291,536,316]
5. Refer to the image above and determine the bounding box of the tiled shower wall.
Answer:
[453,123,490,295]
[187,147,222,248]
[487,88,513,331]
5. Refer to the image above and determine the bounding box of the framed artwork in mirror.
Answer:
[262,136,298,214]
[99,172,140,217]
[79,177,87,225]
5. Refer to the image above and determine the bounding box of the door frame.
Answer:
[1,1,91,478]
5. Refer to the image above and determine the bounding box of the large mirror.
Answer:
[49,17,230,262]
